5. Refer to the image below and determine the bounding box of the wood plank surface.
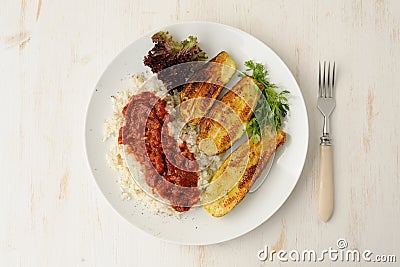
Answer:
[1,0,399,266]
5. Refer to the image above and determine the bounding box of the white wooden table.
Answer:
[1,0,400,266]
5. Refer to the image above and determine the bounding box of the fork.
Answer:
[317,61,336,222]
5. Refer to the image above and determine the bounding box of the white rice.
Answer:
[104,73,222,216]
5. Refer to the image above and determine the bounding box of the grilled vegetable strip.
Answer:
[197,76,261,155]
[203,128,286,217]
[179,51,237,125]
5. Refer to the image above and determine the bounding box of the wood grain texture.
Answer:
[1,0,399,266]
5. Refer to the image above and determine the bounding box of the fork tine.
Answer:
[318,62,322,97]
[327,62,331,97]
[322,61,326,97]
[332,61,336,96]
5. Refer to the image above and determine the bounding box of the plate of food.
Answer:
[85,21,308,245]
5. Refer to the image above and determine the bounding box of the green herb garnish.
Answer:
[244,60,290,143]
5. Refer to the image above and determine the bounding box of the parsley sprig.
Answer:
[244,60,290,143]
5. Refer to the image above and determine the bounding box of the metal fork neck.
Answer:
[320,115,332,145]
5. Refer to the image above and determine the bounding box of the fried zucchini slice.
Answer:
[197,76,261,155]
[203,129,286,217]
[179,51,237,125]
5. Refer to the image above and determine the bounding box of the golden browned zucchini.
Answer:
[197,76,261,155]
[179,51,237,125]
[203,129,286,217]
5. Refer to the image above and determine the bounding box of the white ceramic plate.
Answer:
[85,22,308,245]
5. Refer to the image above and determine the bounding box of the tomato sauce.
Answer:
[119,92,199,212]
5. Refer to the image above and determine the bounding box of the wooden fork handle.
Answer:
[318,144,334,222]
